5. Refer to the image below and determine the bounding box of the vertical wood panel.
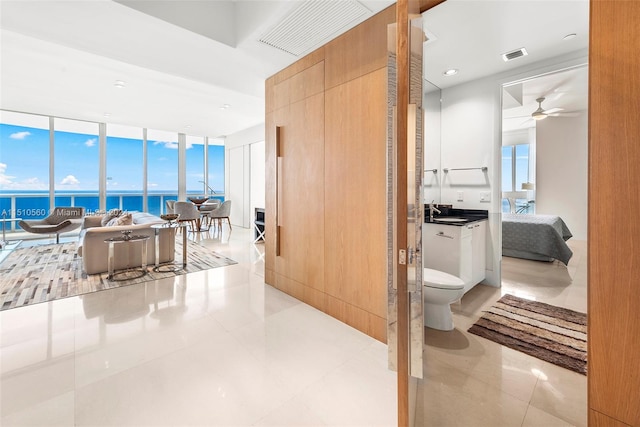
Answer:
[395,1,410,426]
[589,1,640,426]
[271,47,325,85]
[273,61,325,111]
[265,6,393,343]
[276,92,325,290]
[325,68,388,318]
[325,5,396,90]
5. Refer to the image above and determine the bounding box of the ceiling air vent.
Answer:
[259,0,372,57]
[502,47,528,62]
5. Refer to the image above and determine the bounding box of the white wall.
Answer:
[250,141,265,214]
[439,77,501,286]
[227,146,250,227]
[536,112,588,239]
[423,90,442,203]
[225,123,265,228]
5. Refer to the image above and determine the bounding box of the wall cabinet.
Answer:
[423,220,486,293]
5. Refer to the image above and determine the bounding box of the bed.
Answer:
[502,213,573,265]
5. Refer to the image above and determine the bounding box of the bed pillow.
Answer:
[106,212,133,227]
[101,209,123,227]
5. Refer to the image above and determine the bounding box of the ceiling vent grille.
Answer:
[259,0,371,57]
[502,47,529,62]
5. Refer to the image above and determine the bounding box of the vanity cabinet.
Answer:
[423,220,486,292]
[470,221,487,286]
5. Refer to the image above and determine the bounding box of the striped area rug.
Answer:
[0,239,236,311]
[468,294,587,375]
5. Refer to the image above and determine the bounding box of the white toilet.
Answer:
[423,268,465,331]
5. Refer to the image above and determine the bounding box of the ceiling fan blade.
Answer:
[549,111,581,117]
[544,107,563,114]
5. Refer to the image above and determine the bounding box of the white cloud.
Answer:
[148,183,158,187]
[60,175,80,185]
[10,131,31,140]
[85,138,96,147]
[0,163,15,185]
[4,177,48,191]
[153,140,179,149]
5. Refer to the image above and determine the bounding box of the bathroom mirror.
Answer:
[420,0,588,289]
[416,1,589,424]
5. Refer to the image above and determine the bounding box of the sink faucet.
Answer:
[429,201,441,221]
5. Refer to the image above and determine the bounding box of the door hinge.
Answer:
[399,249,406,265]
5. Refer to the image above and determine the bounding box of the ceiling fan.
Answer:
[507,97,581,128]
[531,97,564,120]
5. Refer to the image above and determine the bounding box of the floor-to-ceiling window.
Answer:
[147,129,178,216]
[106,124,144,212]
[207,139,225,200]
[186,135,205,199]
[1,110,224,228]
[0,111,51,226]
[54,118,99,214]
[502,143,534,213]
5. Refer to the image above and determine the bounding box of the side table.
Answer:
[104,234,150,280]
[151,222,187,272]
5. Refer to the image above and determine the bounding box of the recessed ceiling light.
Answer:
[185,125,192,129]
[103,112,111,117]
[563,33,577,41]
[219,104,231,110]
[443,69,458,76]
[114,80,126,88]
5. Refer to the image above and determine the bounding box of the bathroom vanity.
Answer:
[423,208,488,293]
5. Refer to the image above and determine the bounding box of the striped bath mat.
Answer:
[468,294,587,375]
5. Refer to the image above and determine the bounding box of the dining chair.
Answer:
[206,200,232,232]
[173,201,199,231]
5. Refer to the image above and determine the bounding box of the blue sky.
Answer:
[0,123,224,193]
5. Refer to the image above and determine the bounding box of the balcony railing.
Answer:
[0,192,225,233]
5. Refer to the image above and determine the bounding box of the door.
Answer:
[387,2,425,425]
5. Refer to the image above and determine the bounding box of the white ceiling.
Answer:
[1,0,589,138]
[0,0,394,138]
[421,0,589,131]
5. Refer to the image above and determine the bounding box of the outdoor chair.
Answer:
[18,206,85,243]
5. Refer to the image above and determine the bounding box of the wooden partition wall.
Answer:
[588,1,640,425]
[265,6,395,342]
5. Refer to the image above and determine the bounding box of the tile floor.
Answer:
[0,228,396,426]
[0,229,587,426]
[416,239,588,427]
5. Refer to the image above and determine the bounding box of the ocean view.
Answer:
[0,190,224,223]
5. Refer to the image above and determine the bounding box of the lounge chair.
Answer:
[19,206,85,243]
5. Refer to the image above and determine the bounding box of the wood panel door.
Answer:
[266,62,326,304]
[588,1,640,425]
[274,92,325,292]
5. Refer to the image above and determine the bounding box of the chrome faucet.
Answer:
[429,201,441,221]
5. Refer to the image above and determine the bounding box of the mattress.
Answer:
[502,213,573,265]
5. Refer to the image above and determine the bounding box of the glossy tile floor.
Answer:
[1,229,587,426]
[0,228,397,426]
[416,239,588,427]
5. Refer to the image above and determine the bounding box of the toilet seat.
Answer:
[423,268,465,290]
